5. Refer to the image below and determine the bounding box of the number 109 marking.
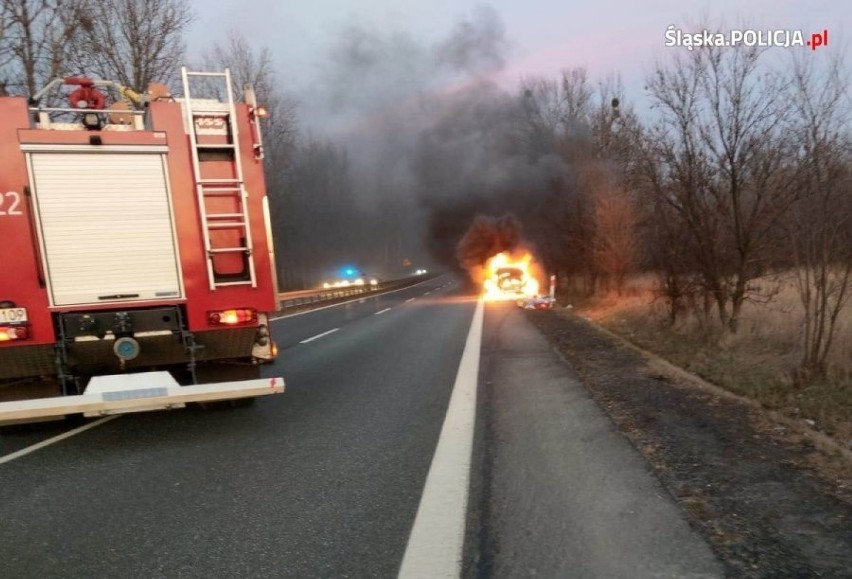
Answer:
[0,191,23,216]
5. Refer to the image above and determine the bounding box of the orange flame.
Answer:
[482,251,541,301]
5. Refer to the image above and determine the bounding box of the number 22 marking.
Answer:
[0,192,23,216]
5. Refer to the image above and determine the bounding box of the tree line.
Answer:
[510,48,850,380]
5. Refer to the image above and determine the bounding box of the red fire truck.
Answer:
[0,69,284,423]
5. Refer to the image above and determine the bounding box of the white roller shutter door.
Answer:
[30,152,183,306]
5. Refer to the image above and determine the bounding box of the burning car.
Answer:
[494,267,526,295]
[483,252,540,301]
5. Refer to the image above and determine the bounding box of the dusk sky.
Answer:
[186,1,849,128]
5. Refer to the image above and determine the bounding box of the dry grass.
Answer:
[568,272,852,447]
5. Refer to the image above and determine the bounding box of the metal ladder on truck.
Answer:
[181,67,257,290]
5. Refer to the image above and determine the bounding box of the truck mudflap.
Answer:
[0,371,284,424]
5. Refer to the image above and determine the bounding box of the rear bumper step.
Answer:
[0,371,284,423]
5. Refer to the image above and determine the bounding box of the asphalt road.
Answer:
[0,275,473,578]
[0,278,723,578]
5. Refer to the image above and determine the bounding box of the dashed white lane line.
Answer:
[405,298,416,303]
[398,298,484,579]
[424,291,431,296]
[0,415,121,465]
[374,308,391,316]
[299,328,340,344]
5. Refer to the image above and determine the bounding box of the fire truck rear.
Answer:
[0,69,284,424]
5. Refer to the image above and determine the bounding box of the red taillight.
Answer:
[208,308,258,326]
[0,325,29,341]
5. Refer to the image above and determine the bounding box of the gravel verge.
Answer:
[527,308,852,578]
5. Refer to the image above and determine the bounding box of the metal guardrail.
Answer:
[277,276,431,310]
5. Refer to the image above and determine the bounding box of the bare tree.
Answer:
[593,187,638,295]
[516,68,593,157]
[591,76,644,183]
[640,51,714,322]
[72,0,192,90]
[0,3,9,56]
[644,44,794,332]
[513,70,598,291]
[787,54,852,380]
[0,0,91,96]
[513,69,644,296]
[586,77,645,295]
[0,4,8,94]
[515,76,565,159]
[645,198,701,324]
[202,30,296,166]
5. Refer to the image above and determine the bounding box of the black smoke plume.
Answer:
[456,214,523,271]
[286,5,611,285]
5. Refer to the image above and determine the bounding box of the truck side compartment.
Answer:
[0,70,284,419]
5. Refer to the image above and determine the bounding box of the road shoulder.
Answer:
[473,302,723,578]
[528,308,852,578]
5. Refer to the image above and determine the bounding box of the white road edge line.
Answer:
[299,328,340,344]
[0,415,121,465]
[271,276,444,322]
[374,308,391,316]
[398,298,484,579]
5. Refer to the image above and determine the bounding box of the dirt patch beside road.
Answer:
[527,308,852,578]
